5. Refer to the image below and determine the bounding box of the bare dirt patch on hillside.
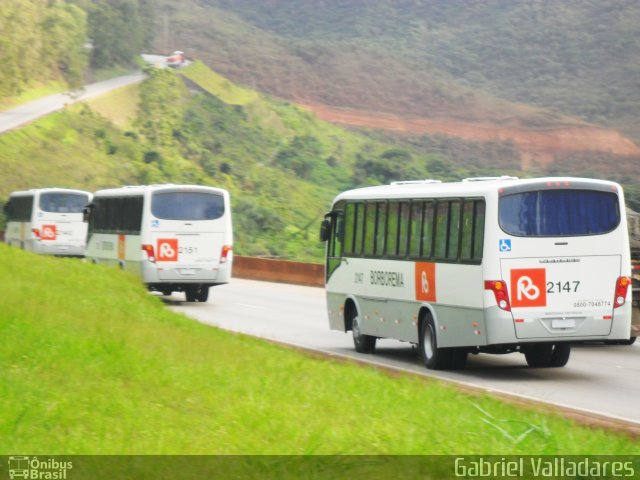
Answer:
[300,103,640,170]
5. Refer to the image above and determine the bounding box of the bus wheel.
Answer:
[419,316,452,370]
[549,344,571,367]
[351,312,376,354]
[185,286,197,302]
[196,285,209,302]
[524,344,553,368]
[451,349,468,370]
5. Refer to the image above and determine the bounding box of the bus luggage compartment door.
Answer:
[501,255,621,339]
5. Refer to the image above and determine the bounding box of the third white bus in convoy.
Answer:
[3,188,91,257]
[320,177,632,370]
[84,184,232,302]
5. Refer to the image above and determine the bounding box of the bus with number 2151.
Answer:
[320,176,632,370]
[84,184,232,302]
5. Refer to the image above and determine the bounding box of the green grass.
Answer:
[181,60,259,105]
[83,83,140,129]
[0,243,638,455]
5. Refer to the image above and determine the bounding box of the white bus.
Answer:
[85,184,233,302]
[320,177,632,370]
[3,188,91,257]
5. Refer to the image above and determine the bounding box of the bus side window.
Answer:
[7,196,34,222]
[364,202,376,256]
[422,201,435,258]
[408,201,423,257]
[460,200,474,260]
[473,201,485,261]
[434,201,450,259]
[374,202,387,256]
[354,202,365,256]
[386,201,400,256]
[344,203,356,256]
[332,213,344,257]
[398,202,411,257]
[447,200,461,260]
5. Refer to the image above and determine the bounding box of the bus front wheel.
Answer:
[351,312,376,354]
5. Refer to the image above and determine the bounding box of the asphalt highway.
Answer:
[169,278,640,427]
[0,73,145,134]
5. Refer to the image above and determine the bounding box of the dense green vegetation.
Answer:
[0,0,154,101]
[1,243,638,456]
[0,1,87,97]
[166,0,640,141]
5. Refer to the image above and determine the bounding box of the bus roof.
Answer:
[9,188,91,198]
[92,184,229,197]
[332,177,621,204]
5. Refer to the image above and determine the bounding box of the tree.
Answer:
[41,1,88,89]
[136,68,184,146]
[87,0,155,69]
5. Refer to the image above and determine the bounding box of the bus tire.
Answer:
[196,285,209,302]
[419,316,452,370]
[524,344,553,368]
[549,343,571,367]
[451,349,468,370]
[351,312,376,354]
[185,286,197,302]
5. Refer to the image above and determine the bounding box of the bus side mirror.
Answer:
[2,202,8,215]
[319,218,331,242]
[83,203,95,223]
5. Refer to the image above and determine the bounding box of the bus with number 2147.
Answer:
[320,176,632,370]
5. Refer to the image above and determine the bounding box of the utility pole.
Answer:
[163,11,169,53]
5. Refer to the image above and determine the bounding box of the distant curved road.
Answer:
[0,72,145,134]
[170,279,640,430]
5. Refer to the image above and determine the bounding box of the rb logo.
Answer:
[415,262,436,302]
[41,224,57,240]
[157,238,178,262]
[510,268,547,308]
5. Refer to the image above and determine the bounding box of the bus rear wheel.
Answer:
[351,312,376,354]
[185,285,209,302]
[524,343,570,368]
[419,316,455,370]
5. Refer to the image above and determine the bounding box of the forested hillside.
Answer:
[0,0,153,100]
[3,0,640,258]
[160,0,640,140]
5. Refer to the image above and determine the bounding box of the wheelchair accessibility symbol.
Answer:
[499,239,512,252]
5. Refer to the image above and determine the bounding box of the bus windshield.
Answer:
[151,191,224,221]
[499,189,620,237]
[39,192,89,213]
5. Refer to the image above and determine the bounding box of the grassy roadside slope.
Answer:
[0,244,638,455]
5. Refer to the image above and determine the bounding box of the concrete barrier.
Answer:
[232,255,324,287]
